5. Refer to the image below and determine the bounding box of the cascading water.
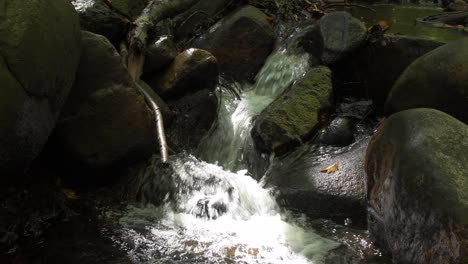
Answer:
[106,32,371,264]
[197,47,310,174]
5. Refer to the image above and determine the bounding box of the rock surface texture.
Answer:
[145,48,219,99]
[166,89,218,152]
[72,0,128,45]
[385,38,468,123]
[366,108,468,264]
[301,11,367,65]
[333,35,444,105]
[0,0,81,183]
[252,66,333,155]
[56,31,155,168]
[194,5,275,81]
[267,138,369,226]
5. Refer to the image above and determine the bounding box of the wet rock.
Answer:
[266,138,369,226]
[366,108,468,264]
[333,35,444,105]
[109,0,149,19]
[301,11,367,65]
[338,100,373,119]
[145,48,219,99]
[143,36,178,74]
[385,38,468,123]
[56,31,156,168]
[173,0,232,40]
[194,5,275,81]
[316,117,356,146]
[0,0,81,184]
[167,89,218,152]
[252,66,333,155]
[72,0,128,45]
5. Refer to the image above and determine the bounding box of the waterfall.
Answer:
[109,32,347,264]
[197,48,310,174]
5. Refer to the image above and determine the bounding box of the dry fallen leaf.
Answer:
[62,188,77,200]
[320,163,338,174]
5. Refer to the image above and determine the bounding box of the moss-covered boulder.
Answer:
[72,0,128,45]
[366,108,468,264]
[56,31,156,168]
[0,0,81,182]
[145,48,219,99]
[194,5,275,81]
[301,11,366,65]
[385,38,468,123]
[251,66,333,155]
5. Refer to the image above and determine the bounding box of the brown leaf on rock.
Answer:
[320,163,338,174]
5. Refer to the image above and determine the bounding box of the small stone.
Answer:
[145,48,219,99]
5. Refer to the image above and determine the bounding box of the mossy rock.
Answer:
[385,38,468,123]
[252,66,333,155]
[0,0,81,183]
[366,108,468,264]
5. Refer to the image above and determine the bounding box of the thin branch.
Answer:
[136,82,169,163]
[324,3,376,13]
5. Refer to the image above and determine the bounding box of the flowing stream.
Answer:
[107,32,384,264]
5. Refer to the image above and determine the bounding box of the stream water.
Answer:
[102,29,390,263]
[346,4,466,42]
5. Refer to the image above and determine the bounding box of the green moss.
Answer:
[267,66,332,137]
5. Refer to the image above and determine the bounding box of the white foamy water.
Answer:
[115,156,340,263]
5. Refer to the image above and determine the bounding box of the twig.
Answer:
[135,82,169,163]
[324,3,376,13]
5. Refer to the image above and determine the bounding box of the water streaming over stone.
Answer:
[197,48,310,174]
[107,32,380,264]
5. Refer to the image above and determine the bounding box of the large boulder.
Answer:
[0,0,81,183]
[332,35,444,105]
[266,138,369,226]
[385,38,468,123]
[301,11,367,65]
[72,0,128,45]
[194,5,275,81]
[252,66,333,155]
[145,48,219,99]
[366,108,468,264]
[56,31,156,168]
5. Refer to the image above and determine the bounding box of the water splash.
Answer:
[114,155,340,264]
